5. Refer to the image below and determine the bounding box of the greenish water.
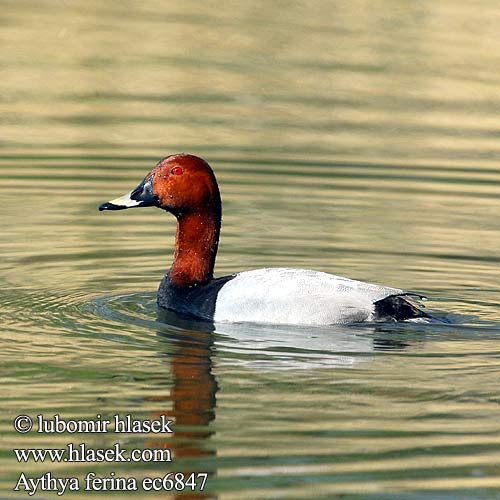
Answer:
[2,1,500,499]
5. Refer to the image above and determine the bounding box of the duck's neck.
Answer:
[169,208,221,287]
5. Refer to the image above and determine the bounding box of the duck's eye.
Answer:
[171,166,183,175]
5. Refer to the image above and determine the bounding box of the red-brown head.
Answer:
[99,154,221,218]
[100,154,222,286]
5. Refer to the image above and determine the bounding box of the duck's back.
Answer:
[214,268,413,325]
[158,267,431,325]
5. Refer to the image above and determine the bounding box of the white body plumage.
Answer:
[213,268,408,325]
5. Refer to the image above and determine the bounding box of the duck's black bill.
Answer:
[98,177,159,212]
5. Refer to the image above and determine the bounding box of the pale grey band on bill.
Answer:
[108,191,141,208]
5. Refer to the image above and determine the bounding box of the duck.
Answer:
[99,154,443,325]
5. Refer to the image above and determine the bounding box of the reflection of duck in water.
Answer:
[147,314,218,500]
[142,316,402,500]
[100,154,446,325]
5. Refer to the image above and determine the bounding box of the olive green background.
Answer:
[1,1,500,498]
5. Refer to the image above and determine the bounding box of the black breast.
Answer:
[157,273,236,321]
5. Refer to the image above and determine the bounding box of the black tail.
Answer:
[374,294,446,323]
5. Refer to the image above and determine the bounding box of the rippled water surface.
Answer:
[2,1,500,498]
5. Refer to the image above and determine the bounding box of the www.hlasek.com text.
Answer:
[15,442,172,463]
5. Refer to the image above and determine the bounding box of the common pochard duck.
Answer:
[99,154,441,325]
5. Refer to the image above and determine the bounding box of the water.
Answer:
[2,0,500,498]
